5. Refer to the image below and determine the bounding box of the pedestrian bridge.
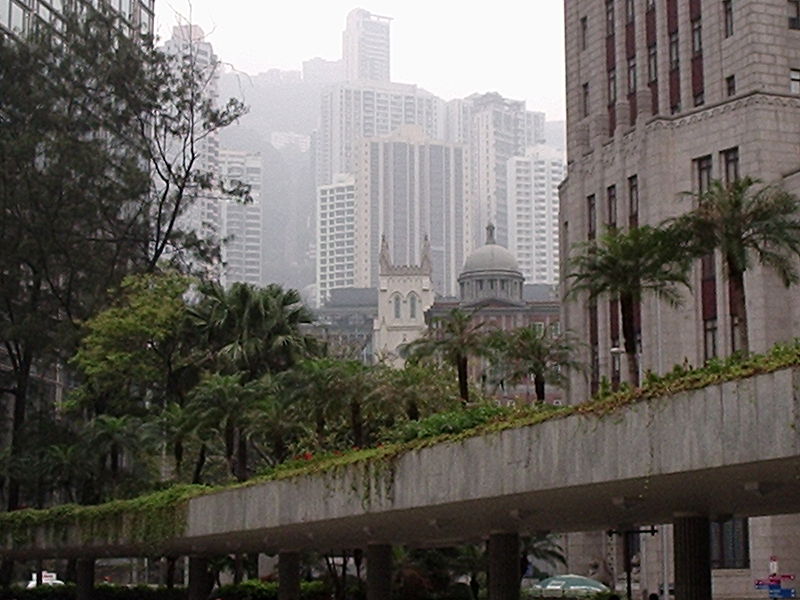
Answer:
[3,367,800,599]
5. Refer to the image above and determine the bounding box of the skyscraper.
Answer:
[561,1,800,593]
[353,125,467,297]
[342,8,392,82]
[508,145,564,285]
[315,80,445,187]
[316,174,357,306]
[218,149,263,287]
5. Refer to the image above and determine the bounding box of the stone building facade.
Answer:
[561,0,800,595]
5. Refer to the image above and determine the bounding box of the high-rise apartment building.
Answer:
[508,145,564,285]
[316,174,357,306]
[218,150,263,287]
[316,81,445,186]
[561,1,800,594]
[353,125,467,297]
[162,25,223,254]
[342,8,391,82]
[455,93,546,250]
[0,0,154,38]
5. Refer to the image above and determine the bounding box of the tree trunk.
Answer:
[456,355,469,405]
[165,556,176,589]
[191,443,207,485]
[406,400,419,421]
[728,266,749,354]
[235,430,247,482]
[619,294,640,386]
[534,374,546,402]
[350,399,363,448]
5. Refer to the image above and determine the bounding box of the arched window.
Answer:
[409,294,418,319]
[393,295,401,319]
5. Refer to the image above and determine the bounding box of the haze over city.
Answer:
[155,1,567,119]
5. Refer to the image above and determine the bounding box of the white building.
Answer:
[353,125,467,297]
[162,25,222,251]
[316,174,357,306]
[218,149,263,287]
[342,8,392,83]
[459,92,546,250]
[507,145,564,285]
[315,80,445,186]
[372,236,434,366]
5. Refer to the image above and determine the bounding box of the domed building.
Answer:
[426,223,561,401]
[458,224,525,307]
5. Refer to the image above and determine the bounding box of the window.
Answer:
[711,517,749,569]
[606,0,615,36]
[627,57,637,94]
[694,91,705,107]
[626,0,635,23]
[792,69,800,93]
[393,295,401,319]
[647,0,656,9]
[722,147,739,184]
[692,19,703,55]
[790,0,800,29]
[607,185,618,228]
[580,16,588,50]
[695,155,713,192]
[582,82,590,117]
[587,195,597,240]
[608,69,617,104]
[409,294,417,319]
[669,31,680,70]
[726,75,736,96]
[628,175,639,228]
[648,44,658,83]
[723,0,734,36]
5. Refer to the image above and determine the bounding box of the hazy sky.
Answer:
[155,1,566,120]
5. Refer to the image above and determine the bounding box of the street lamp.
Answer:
[609,346,643,386]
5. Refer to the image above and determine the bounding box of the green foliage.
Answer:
[213,579,328,600]
[382,404,512,443]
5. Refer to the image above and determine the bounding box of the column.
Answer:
[488,533,520,600]
[673,515,711,600]
[366,544,392,600]
[187,557,210,600]
[278,552,301,600]
[75,558,95,600]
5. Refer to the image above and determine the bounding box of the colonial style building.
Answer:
[561,0,800,594]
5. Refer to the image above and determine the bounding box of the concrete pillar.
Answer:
[488,533,520,600]
[75,558,95,600]
[188,557,211,600]
[673,515,711,600]
[278,552,301,600]
[366,544,392,600]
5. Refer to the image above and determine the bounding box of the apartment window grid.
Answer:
[723,0,734,36]
[791,69,800,93]
[608,69,617,104]
[696,155,713,193]
[692,19,703,55]
[669,32,680,71]
[625,0,635,23]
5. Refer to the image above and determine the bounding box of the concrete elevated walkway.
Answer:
[3,367,800,559]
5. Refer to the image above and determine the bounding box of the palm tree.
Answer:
[188,281,313,380]
[672,177,800,353]
[403,308,487,405]
[487,325,581,402]
[568,226,692,385]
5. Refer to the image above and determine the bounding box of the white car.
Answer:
[25,572,64,588]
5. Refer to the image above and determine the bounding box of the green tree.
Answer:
[672,177,800,353]
[0,8,245,518]
[486,325,581,402]
[403,309,487,404]
[568,226,692,385]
